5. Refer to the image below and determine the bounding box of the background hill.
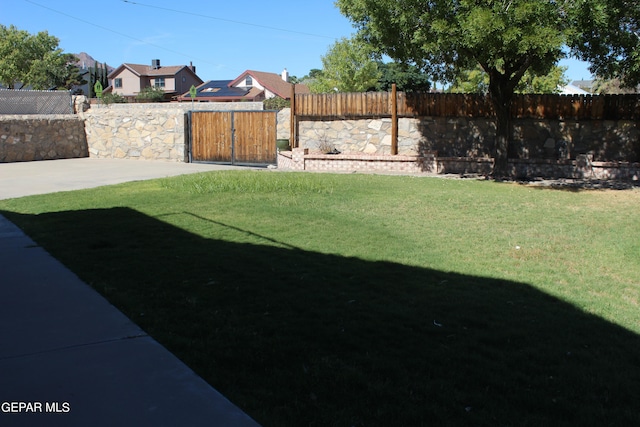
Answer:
[74,52,115,72]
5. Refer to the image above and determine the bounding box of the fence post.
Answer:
[391,83,398,155]
[290,84,297,148]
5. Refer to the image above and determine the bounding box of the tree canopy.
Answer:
[336,0,640,174]
[593,78,639,94]
[0,24,78,90]
[570,0,640,87]
[308,37,381,93]
[449,65,569,94]
[374,62,431,92]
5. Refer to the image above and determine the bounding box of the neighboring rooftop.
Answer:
[571,79,595,93]
[180,69,309,102]
[107,59,199,79]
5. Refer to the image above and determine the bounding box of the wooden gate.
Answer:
[189,111,277,165]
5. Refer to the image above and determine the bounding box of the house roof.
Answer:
[571,80,595,92]
[560,84,590,95]
[107,63,201,80]
[194,80,253,98]
[230,70,310,98]
[177,69,310,102]
[178,80,264,101]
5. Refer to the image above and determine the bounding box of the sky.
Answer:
[3,0,594,83]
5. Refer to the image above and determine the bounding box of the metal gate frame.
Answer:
[187,110,277,166]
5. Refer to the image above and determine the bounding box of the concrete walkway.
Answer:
[0,159,261,426]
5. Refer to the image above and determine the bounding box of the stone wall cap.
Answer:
[305,153,420,161]
[591,161,640,167]
[0,114,82,120]
[437,157,494,163]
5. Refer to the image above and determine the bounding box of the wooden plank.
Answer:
[191,111,232,162]
[391,84,398,155]
[234,111,276,164]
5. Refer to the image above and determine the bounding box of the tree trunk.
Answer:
[488,71,514,178]
[493,101,511,177]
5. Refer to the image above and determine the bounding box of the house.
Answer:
[559,84,590,95]
[105,59,203,100]
[179,69,309,102]
[570,80,595,93]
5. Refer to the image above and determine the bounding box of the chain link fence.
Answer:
[0,89,73,114]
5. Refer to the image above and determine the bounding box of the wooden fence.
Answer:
[293,90,640,121]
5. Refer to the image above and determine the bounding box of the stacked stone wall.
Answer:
[297,115,640,163]
[0,115,88,162]
[276,109,290,140]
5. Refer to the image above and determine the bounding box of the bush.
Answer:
[102,92,126,104]
[263,97,290,111]
[136,86,166,102]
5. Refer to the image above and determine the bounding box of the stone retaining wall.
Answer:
[0,115,88,162]
[297,116,640,163]
[299,117,414,155]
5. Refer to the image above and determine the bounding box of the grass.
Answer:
[1,171,639,426]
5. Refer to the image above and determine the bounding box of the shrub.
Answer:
[102,92,126,104]
[136,86,166,102]
[263,96,290,111]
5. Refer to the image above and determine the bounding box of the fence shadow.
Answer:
[4,207,640,426]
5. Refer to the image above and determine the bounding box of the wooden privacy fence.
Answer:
[293,90,640,120]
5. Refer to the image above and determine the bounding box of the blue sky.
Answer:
[4,0,593,83]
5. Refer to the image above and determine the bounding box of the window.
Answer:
[154,77,165,88]
[245,76,253,87]
[114,78,122,88]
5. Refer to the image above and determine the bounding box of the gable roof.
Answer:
[230,70,309,98]
[560,84,590,95]
[108,63,201,80]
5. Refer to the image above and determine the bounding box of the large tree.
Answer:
[336,0,637,175]
[570,0,640,87]
[0,25,77,90]
[309,37,381,93]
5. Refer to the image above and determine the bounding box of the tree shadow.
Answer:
[3,207,640,427]
[413,116,494,158]
[519,178,640,192]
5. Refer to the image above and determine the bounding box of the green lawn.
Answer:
[1,171,639,426]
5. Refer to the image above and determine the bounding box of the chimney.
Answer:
[190,61,196,73]
[151,59,160,69]
[281,68,289,82]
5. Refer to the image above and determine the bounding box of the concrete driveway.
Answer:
[0,158,258,200]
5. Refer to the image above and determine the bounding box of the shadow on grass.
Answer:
[3,207,640,427]
[511,178,640,192]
